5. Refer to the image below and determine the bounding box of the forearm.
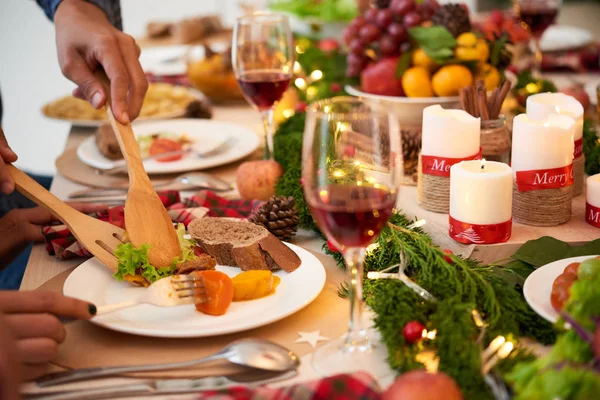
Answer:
[34,0,122,30]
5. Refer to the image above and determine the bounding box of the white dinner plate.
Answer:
[77,119,260,174]
[523,255,598,323]
[63,243,326,338]
[140,44,227,76]
[540,25,593,52]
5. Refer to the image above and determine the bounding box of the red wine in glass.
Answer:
[237,70,291,111]
[518,5,558,37]
[309,184,396,249]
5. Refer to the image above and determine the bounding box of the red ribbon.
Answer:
[421,149,482,178]
[515,164,574,192]
[574,138,583,159]
[449,216,512,244]
[586,203,600,228]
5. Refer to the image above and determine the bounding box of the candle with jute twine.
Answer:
[417,105,481,213]
[511,113,575,226]
[586,174,600,228]
[527,93,585,196]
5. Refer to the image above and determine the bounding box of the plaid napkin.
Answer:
[195,372,382,400]
[146,72,191,87]
[43,191,263,260]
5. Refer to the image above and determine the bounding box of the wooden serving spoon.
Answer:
[95,70,180,268]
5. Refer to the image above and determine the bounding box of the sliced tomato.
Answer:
[552,272,577,289]
[149,138,184,162]
[563,262,580,277]
[190,270,233,316]
[550,282,571,312]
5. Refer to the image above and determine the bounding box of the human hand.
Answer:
[54,0,148,123]
[0,126,18,195]
[0,291,96,381]
[0,203,107,266]
[0,312,21,399]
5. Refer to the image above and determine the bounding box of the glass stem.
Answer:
[261,108,275,161]
[342,246,370,352]
[531,37,543,78]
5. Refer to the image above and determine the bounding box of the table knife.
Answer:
[26,370,297,400]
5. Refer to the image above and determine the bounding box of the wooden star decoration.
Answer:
[295,331,329,348]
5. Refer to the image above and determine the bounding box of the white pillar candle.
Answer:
[511,113,575,174]
[422,105,480,158]
[449,160,513,243]
[527,93,584,150]
[586,174,600,227]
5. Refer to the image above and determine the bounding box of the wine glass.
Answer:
[302,97,402,375]
[232,12,294,160]
[513,0,562,77]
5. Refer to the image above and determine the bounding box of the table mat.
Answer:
[55,146,260,189]
[38,253,348,379]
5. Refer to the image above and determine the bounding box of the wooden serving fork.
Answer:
[96,70,180,268]
[9,165,124,272]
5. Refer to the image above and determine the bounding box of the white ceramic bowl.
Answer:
[345,85,461,125]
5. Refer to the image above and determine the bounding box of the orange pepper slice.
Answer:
[190,270,233,316]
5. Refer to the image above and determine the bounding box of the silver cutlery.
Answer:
[27,369,297,400]
[36,339,300,387]
[67,172,233,200]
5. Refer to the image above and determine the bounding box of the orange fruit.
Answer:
[411,49,436,71]
[401,67,434,98]
[476,64,501,91]
[432,65,473,97]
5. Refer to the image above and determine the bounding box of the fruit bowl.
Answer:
[345,85,460,124]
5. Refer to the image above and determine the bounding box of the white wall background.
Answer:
[0,0,473,176]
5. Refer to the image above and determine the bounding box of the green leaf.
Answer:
[565,239,600,258]
[490,34,509,67]
[492,260,535,287]
[395,51,412,79]
[423,47,454,64]
[512,236,572,267]
[409,26,457,50]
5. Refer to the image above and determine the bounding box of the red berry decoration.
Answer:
[327,240,340,253]
[344,145,356,157]
[442,249,454,264]
[403,321,426,344]
[295,101,307,113]
[330,82,342,93]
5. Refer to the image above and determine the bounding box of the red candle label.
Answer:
[515,164,574,192]
[574,138,583,159]
[449,216,512,244]
[421,149,482,177]
[586,203,600,228]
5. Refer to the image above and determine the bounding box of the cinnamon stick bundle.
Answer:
[459,79,511,120]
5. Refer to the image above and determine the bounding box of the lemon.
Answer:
[454,47,479,61]
[401,67,434,98]
[477,64,501,91]
[475,39,490,63]
[432,65,473,97]
[412,48,436,71]
[456,32,478,47]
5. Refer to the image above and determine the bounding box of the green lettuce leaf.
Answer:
[172,223,197,265]
[114,243,176,284]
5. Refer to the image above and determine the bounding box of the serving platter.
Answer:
[63,243,326,338]
[77,119,260,174]
[523,255,598,323]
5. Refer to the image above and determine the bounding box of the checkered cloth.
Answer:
[195,372,381,400]
[43,191,263,260]
[146,72,191,87]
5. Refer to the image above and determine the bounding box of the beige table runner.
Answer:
[38,257,348,378]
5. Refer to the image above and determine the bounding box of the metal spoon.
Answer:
[36,339,300,387]
[67,172,233,199]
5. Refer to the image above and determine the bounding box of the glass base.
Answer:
[311,331,394,380]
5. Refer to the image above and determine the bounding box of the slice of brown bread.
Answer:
[188,218,301,272]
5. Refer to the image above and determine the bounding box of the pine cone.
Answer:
[249,196,299,240]
[402,127,421,176]
[185,99,213,119]
[431,4,471,37]
[371,0,391,9]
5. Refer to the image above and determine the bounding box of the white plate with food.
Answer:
[523,255,599,323]
[540,25,593,53]
[42,83,204,127]
[64,219,327,338]
[77,119,260,174]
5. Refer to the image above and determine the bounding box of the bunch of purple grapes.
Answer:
[343,0,440,77]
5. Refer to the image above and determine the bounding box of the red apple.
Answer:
[383,371,463,400]
[236,160,284,200]
[318,38,340,53]
[361,57,405,97]
[560,86,591,110]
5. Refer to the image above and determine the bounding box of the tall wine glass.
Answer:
[302,97,402,375]
[232,13,294,160]
[513,0,562,77]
